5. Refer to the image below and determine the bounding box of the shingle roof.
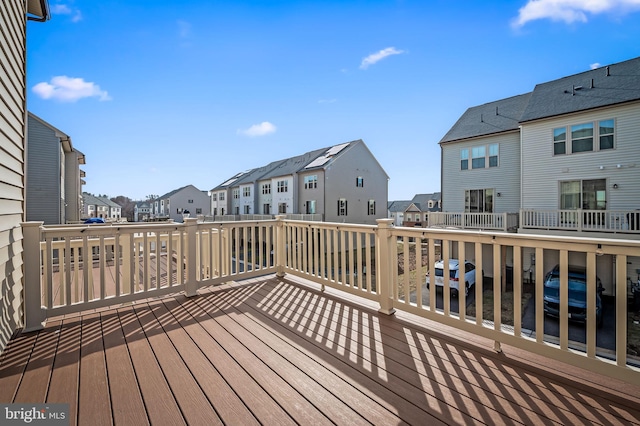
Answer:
[439,93,531,144]
[441,56,640,144]
[387,200,412,212]
[520,56,640,122]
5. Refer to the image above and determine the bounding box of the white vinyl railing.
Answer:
[520,209,640,233]
[21,217,640,385]
[427,212,519,231]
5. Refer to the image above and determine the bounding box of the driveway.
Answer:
[521,295,617,351]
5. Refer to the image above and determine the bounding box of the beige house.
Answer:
[0,1,50,353]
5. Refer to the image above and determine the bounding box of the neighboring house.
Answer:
[439,55,640,290]
[403,193,442,227]
[154,185,210,222]
[134,201,152,222]
[82,193,122,220]
[388,200,412,226]
[26,112,86,224]
[0,1,49,353]
[210,139,389,225]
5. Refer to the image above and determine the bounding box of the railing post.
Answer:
[21,222,46,332]
[275,215,286,278]
[184,218,199,297]
[376,218,396,315]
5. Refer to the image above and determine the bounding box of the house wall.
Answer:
[323,142,388,225]
[0,1,27,353]
[240,183,254,214]
[257,180,273,215]
[297,170,325,215]
[25,116,62,224]
[521,101,640,211]
[271,176,294,214]
[441,130,521,213]
[168,186,210,222]
[64,150,82,222]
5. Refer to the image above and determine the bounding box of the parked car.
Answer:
[84,217,105,224]
[543,264,604,326]
[426,259,476,297]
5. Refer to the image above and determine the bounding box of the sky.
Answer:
[26,0,640,202]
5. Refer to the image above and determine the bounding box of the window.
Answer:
[488,144,498,167]
[560,179,606,210]
[262,183,271,194]
[599,119,614,150]
[553,127,566,155]
[464,189,493,213]
[188,199,194,203]
[304,175,317,189]
[553,119,614,155]
[234,207,239,215]
[244,205,250,214]
[278,203,287,214]
[356,177,364,187]
[571,123,593,153]
[338,199,348,216]
[460,149,469,170]
[219,192,225,201]
[368,200,376,215]
[211,194,217,201]
[232,189,239,199]
[196,208,202,214]
[306,200,316,214]
[471,146,485,169]
[263,204,270,214]
[428,200,434,208]
[277,180,288,193]
[243,187,251,197]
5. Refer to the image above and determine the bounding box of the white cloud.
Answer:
[32,76,111,102]
[238,122,277,137]
[590,62,601,69]
[360,47,405,70]
[51,3,82,22]
[512,0,640,28]
[177,20,192,38]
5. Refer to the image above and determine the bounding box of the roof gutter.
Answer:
[27,0,50,22]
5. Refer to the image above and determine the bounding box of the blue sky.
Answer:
[26,0,640,201]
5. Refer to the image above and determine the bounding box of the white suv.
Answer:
[426,259,476,297]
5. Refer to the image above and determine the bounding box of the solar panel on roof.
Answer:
[304,156,331,169]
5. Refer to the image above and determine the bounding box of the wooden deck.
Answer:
[1,275,640,425]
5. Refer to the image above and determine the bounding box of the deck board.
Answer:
[1,275,640,425]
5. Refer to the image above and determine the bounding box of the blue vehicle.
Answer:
[543,264,604,326]
[84,217,105,224]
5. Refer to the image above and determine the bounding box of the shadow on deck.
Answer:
[1,275,639,425]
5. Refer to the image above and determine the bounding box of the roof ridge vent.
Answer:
[606,66,610,76]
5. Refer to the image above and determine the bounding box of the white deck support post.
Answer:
[21,221,46,332]
[275,215,286,278]
[184,218,199,297]
[376,218,396,315]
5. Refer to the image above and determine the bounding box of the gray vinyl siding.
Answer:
[298,170,325,215]
[323,142,388,225]
[441,131,521,213]
[26,116,62,224]
[166,186,210,222]
[0,1,26,352]
[521,101,640,210]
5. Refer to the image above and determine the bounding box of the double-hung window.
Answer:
[262,183,271,194]
[471,146,485,169]
[367,200,376,215]
[243,187,251,197]
[553,119,614,155]
[460,149,469,170]
[337,199,347,216]
[461,144,498,170]
[304,175,317,189]
[277,180,288,193]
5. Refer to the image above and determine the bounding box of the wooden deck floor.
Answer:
[1,275,639,425]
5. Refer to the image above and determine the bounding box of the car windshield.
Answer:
[544,277,587,302]
[434,268,456,278]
